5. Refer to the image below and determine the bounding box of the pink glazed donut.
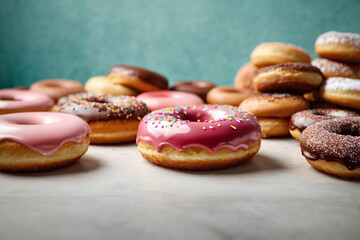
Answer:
[137,90,204,111]
[0,112,91,172]
[136,105,262,170]
[0,89,54,114]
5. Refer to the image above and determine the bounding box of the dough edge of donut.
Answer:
[138,141,261,170]
[305,157,360,179]
[0,137,90,172]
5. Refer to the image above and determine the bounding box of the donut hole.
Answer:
[45,83,61,88]
[313,111,326,116]
[336,123,360,137]
[10,119,41,125]
[9,116,60,125]
[0,97,18,101]
[178,109,226,122]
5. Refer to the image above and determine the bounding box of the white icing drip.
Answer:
[316,31,360,48]
[323,77,360,91]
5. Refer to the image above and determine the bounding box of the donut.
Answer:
[311,58,360,79]
[250,42,311,68]
[315,31,360,64]
[319,77,360,110]
[108,65,168,92]
[137,90,203,111]
[289,108,359,140]
[59,95,150,144]
[85,76,137,96]
[0,112,90,172]
[29,79,85,101]
[206,86,253,106]
[239,93,309,137]
[0,89,54,114]
[234,63,258,91]
[253,63,323,93]
[300,117,360,178]
[136,105,261,170]
[170,80,216,102]
[52,92,91,112]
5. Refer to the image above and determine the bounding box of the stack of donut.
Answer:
[312,31,360,110]
[236,42,322,137]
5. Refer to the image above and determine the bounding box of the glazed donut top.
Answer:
[109,65,168,89]
[60,95,150,122]
[290,108,359,132]
[0,89,54,111]
[311,58,359,79]
[300,117,360,170]
[136,105,261,153]
[0,112,90,156]
[321,77,360,91]
[256,62,323,76]
[315,31,360,48]
[29,79,85,100]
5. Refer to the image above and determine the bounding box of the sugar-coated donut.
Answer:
[29,79,85,101]
[206,86,253,106]
[239,93,310,137]
[0,112,90,172]
[0,89,54,114]
[319,77,360,110]
[254,63,323,93]
[85,76,137,96]
[108,65,168,92]
[289,108,359,140]
[170,80,216,102]
[312,58,360,79]
[315,31,360,64]
[137,90,203,111]
[234,62,258,91]
[60,95,149,144]
[136,105,261,170]
[300,117,360,178]
[251,42,311,68]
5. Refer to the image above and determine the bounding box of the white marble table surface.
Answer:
[0,138,359,240]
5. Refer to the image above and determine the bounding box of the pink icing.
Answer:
[0,112,91,156]
[0,89,54,110]
[137,90,204,111]
[136,105,262,153]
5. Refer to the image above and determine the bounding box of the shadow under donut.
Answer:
[1,154,102,177]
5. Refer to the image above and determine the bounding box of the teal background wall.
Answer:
[0,0,359,88]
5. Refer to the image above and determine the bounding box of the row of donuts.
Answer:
[0,73,261,172]
[0,31,359,179]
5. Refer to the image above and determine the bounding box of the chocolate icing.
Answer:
[300,117,360,170]
[60,95,150,122]
[290,108,359,132]
[109,65,168,89]
[171,80,216,101]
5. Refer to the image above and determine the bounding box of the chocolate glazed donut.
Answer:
[300,117,360,178]
[108,65,168,92]
[170,80,216,101]
[60,95,150,144]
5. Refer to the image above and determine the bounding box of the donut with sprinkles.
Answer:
[136,105,262,170]
[60,94,150,144]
